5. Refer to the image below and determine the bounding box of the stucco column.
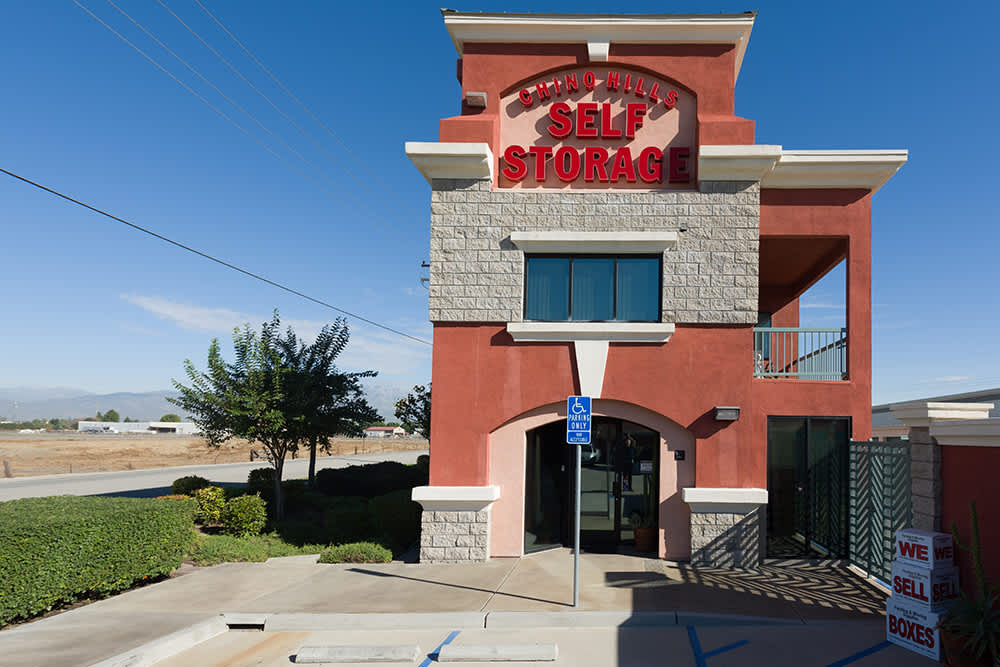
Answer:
[889,401,992,531]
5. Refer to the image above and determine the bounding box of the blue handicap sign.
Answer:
[566,396,591,444]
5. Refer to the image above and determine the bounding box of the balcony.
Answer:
[753,327,847,381]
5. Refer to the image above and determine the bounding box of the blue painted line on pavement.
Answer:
[827,640,892,666]
[688,626,749,666]
[419,629,461,666]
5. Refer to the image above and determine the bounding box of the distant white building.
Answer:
[77,421,199,435]
[364,426,407,438]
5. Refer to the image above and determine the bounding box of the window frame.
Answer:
[523,253,662,323]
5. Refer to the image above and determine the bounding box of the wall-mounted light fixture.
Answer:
[465,91,487,108]
[714,406,741,421]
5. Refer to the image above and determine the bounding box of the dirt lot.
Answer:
[0,432,427,478]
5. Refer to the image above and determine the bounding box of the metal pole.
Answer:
[573,441,581,607]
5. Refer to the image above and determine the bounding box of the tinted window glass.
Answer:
[571,258,615,320]
[616,257,659,321]
[525,257,569,320]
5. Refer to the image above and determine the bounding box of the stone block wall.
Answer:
[689,508,763,569]
[908,426,942,531]
[419,509,490,563]
[427,179,760,324]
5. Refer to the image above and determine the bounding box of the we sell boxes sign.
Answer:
[886,528,957,662]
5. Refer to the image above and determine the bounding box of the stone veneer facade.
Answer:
[689,508,763,569]
[428,179,760,325]
[418,509,491,563]
[908,426,943,531]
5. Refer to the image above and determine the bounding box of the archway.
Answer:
[489,399,695,559]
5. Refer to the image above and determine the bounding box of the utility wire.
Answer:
[0,166,432,347]
[74,0,412,251]
[191,0,425,224]
[155,0,424,233]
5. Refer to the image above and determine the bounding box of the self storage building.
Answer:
[406,11,906,568]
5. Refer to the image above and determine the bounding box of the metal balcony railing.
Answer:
[753,327,848,380]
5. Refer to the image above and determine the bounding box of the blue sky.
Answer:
[1,0,997,405]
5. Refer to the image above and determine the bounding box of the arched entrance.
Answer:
[525,417,659,553]
[488,399,695,560]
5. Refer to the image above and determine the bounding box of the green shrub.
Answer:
[246,467,275,497]
[315,461,427,498]
[192,486,226,524]
[0,496,196,626]
[171,475,211,496]
[369,489,421,555]
[318,542,392,564]
[416,454,430,470]
[220,494,267,537]
[272,495,372,546]
[187,533,325,566]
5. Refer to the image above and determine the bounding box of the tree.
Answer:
[98,409,120,423]
[395,384,431,440]
[160,413,182,422]
[275,319,381,487]
[170,312,379,517]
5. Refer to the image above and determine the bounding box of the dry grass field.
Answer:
[0,432,427,478]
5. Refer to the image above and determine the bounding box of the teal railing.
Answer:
[753,327,847,380]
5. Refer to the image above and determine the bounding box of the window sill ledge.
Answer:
[506,322,675,342]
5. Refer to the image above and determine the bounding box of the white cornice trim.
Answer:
[929,419,1000,448]
[507,322,675,343]
[411,485,501,512]
[761,150,908,192]
[405,142,494,184]
[698,145,782,182]
[510,231,678,254]
[682,487,768,514]
[890,401,994,428]
[442,12,756,80]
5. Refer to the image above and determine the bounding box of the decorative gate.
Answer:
[848,439,912,583]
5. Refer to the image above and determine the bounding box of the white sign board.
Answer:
[892,561,960,611]
[886,596,943,661]
[895,528,955,570]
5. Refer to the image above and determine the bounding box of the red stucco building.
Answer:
[407,11,906,568]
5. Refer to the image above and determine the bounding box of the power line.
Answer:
[155,0,424,233]
[0,166,432,347]
[74,0,413,252]
[191,0,425,224]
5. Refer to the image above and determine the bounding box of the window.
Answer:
[524,255,660,322]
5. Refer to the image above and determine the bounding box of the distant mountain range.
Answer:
[0,381,412,423]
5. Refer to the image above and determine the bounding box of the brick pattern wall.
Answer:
[428,179,760,324]
[689,508,763,569]
[419,509,490,563]
[908,426,942,531]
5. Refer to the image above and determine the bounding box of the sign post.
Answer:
[566,395,591,608]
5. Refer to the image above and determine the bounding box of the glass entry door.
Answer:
[766,417,850,558]
[524,417,658,553]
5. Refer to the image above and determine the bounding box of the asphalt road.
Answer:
[0,449,426,501]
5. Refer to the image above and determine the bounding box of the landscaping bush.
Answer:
[369,489,421,555]
[246,467,275,496]
[272,495,372,546]
[220,494,267,537]
[315,461,427,498]
[416,454,429,470]
[192,486,226,524]
[171,475,211,496]
[0,496,196,626]
[318,542,392,564]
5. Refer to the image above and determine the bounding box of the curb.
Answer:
[264,612,489,631]
[88,616,227,667]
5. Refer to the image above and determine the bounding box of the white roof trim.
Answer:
[510,231,678,253]
[443,12,756,80]
[405,142,494,184]
[507,322,674,343]
[761,149,908,192]
[930,418,1000,448]
[698,145,782,182]
[890,401,993,428]
[411,485,500,512]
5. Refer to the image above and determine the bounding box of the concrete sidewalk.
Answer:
[0,550,923,667]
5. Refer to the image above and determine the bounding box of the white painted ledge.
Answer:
[405,142,494,184]
[697,145,782,182]
[761,150,908,192]
[507,322,674,343]
[411,485,500,512]
[890,401,994,428]
[510,231,677,254]
[930,418,1000,448]
[587,41,610,62]
[682,487,768,514]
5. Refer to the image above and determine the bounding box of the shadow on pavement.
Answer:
[346,567,569,607]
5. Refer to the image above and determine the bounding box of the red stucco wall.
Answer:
[940,446,1000,595]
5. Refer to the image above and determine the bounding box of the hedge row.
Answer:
[0,496,196,626]
[314,461,427,498]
